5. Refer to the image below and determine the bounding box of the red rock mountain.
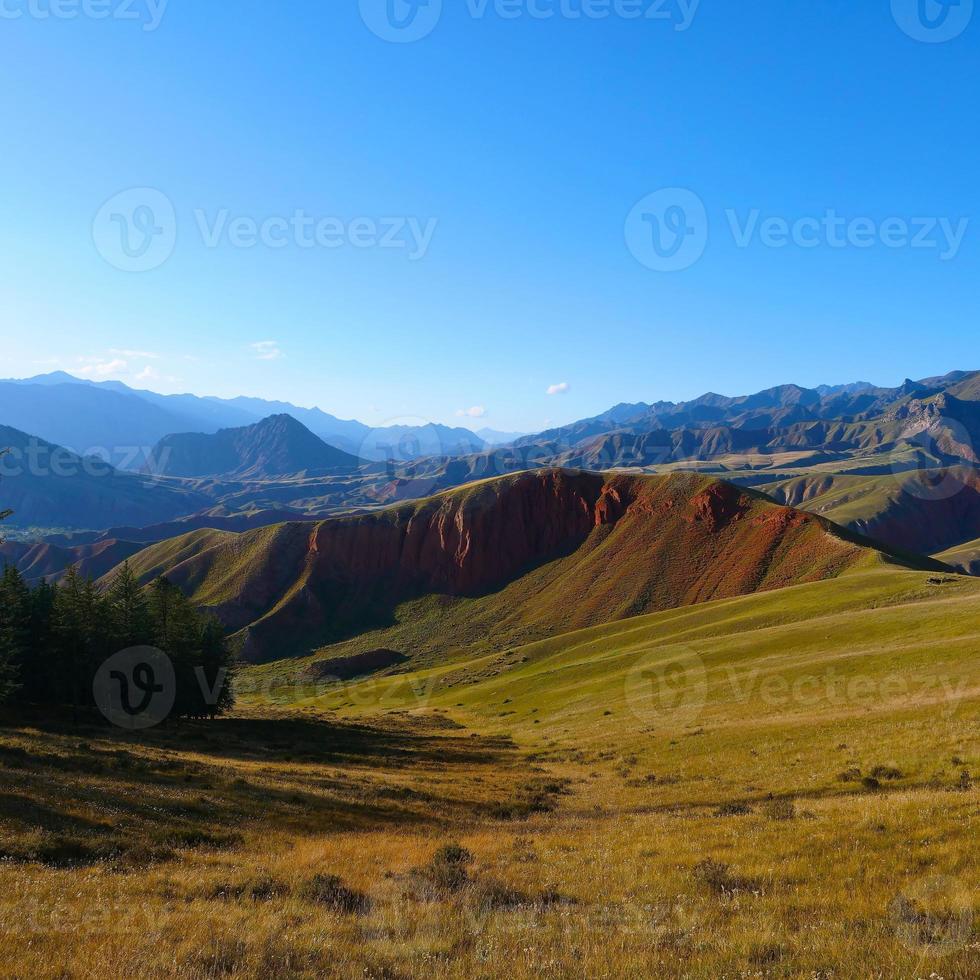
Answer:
[109,469,947,663]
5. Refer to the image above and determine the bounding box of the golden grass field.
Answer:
[1,565,977,978]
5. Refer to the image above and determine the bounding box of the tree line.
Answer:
[0,558,235,720]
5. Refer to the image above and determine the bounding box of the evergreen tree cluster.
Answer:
[0,562,235,720]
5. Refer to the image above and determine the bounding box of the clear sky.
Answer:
[1,1,978,431]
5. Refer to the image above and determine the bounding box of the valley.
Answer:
[2,564,976,978]
[2,371,979,979]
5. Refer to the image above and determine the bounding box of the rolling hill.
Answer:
[144,414,362,479]
[0,537,144,585]
[107,468,949,663]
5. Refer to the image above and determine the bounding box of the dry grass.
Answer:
[2,569,978,977]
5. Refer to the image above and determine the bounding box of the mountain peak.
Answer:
[147,413,361,479]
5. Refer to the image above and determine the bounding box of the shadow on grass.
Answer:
[0,706,522,866]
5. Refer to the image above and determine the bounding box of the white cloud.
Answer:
[546,381,570,396]
[249,340,284,361]
[455,405,487,419]
[110,348,160,359]
[76,358,127,378]
[135,365,159,382]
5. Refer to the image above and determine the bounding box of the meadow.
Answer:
[1,565,977,978]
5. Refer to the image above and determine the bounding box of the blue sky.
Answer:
[1,1,978,431]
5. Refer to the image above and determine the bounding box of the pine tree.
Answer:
[25,579,57,703]
[0,566,29,703]
[106,562,154,649]
[0,498,22,703]
[52,567,108,716]
[193,617,236,719]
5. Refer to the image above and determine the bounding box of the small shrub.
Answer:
[211,875,290,902]
[164,829,243,851]
[714,801,753,817]
[302,874,370,914]
[430,843,473,889]
[489,778,566,820]
[411,842,474,894]
[763,799,797,821]
[862,776,881,791]
[691,859,761,896]
[870,765,902,781]
[837,767,862,782]
[467,877,528,911]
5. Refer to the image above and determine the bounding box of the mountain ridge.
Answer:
[105,468,949,663]
[145,414,362,479]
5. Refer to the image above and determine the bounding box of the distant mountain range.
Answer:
[0,423,208,530]
[0,372,490,464]
[146,414,362,479]
[4,368,980,581]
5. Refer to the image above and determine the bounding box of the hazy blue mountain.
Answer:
[475,428,530,445]
[0,423,208,529]
[145,414,361,479]
[2,372,487,462]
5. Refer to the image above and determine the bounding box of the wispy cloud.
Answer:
[76,357,127,378]
[250,340,284,361]
[546,381,570,396]
[110,348,160,359]
[455,405,487,419]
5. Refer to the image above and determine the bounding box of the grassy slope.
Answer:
[936,535,980,574]
[3,563,976,978]
[103,470,946,664]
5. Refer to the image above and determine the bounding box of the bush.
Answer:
[714,801,753,817]
[411,842,474,893]
[763,799,797,821]
[869,765,902,781]
[301,874,370,914]
[691,859,761,896]
[211,875,290,902]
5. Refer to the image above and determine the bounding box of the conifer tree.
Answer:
[106,562,154,649]
[0,566,29,703]
[0,500,22,703]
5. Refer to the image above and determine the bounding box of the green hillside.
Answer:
[103,469,948,663]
